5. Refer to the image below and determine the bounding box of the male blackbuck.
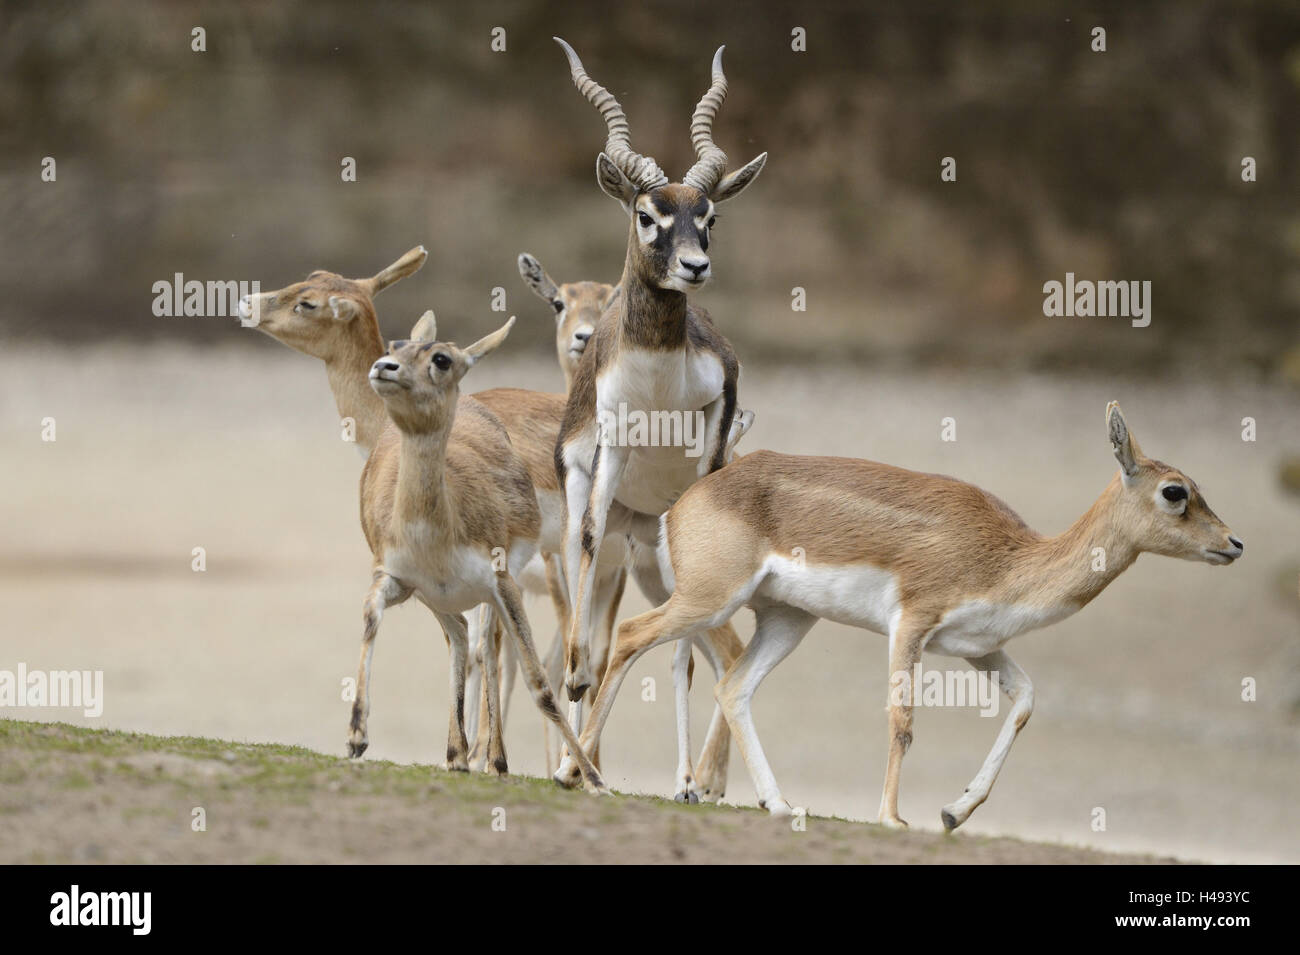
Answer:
[520,250,753,798]
[556,403,1243,829]
[551,39,766,750]
[355,312,605,791]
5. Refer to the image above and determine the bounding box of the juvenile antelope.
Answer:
[355,312,605,792]
[557,403,1243,829]
[551,38,766,744]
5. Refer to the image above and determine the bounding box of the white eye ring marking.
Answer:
[1156,482,1188,515]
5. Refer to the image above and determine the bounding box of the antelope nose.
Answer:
[371,359,400,374]
[681,258,709,278]
[574,329,592,343]
[1228,536,1244,552]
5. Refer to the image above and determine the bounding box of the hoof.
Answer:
[940,804,967,831]
[673,791,700,805]
[552,763,582,790]
[879,815,909,830]
[565,682,590,703]
[489,756,509,777]
[347,740,368,759]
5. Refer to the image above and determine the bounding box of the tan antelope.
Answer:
[235,249,631,776]
[556,403,1244,829]
[519,250,752,800]
[550,39,766,774]
[356,312,605,791]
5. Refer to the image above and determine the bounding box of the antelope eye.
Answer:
[1161,485,1187,502]
[297,301,316,311]
[552,300,565,314]
[637,212,654,228]
[432,353,452,371]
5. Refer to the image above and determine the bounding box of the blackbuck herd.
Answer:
[236,39,1243,831]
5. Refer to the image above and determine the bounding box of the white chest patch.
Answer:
[756,556,902,636]
[382,527,503,615]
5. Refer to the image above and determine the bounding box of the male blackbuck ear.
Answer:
[518,254,561,310]
[410,309,438,342]
[596,153,640,210]
[711,153,767,203]
[367,246,428,295]
[1107,401,1142,479]
[462,316,516,368]
[328,295,363,322]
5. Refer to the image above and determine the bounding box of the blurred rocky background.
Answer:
[1,0,1297,374]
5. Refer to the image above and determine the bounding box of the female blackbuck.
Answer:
[238,246,429,456]
[355,312,605,792]
[556,403,1243,829]
[238,250,626,774]
[551,38,766,749]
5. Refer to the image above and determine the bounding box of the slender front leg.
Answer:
[878,617,933,828]
[563,441,630,703]
[433,611,472,772]
[671,639,698,802]
[347,571,410,758]
[492,572,607,794]
[465,604,490,767]
[940,650,1034,830]
[714,605,816,815]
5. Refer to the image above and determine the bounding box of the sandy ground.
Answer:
[0,342,1296,863]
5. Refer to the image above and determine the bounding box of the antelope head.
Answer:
[1105,401,1244,566]
[517,252,616,388]
[555,38,766,293]
[238,247,428,360]
[368,313,515,436]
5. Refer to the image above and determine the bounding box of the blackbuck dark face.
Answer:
[517,253,615,376]
[368,313,514,434]
[238,247,427,359]
[1106,402,1244,565]
[555,38,766,292]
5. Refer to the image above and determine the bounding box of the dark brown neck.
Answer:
[619,253,688,351]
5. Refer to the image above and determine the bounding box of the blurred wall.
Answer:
[1,0,1297,370]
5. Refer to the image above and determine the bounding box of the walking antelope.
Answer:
[556,403,1243,830]
[356,312,605,792]
[551,39,766,755]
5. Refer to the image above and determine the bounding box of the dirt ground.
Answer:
[0,722,1177,864]
[0,344,1296,863]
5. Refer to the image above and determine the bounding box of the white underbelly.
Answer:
[383,540,535,615]
[755,556,900,635]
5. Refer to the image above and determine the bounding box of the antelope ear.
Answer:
[518,253,561,307]
[368,246,428,295]
[328,295,362,321]
[1107,401,1141,479]
[596,153,639,210]
[463,316,516,367]
[711,152,767,203]
[409,309,437,341]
